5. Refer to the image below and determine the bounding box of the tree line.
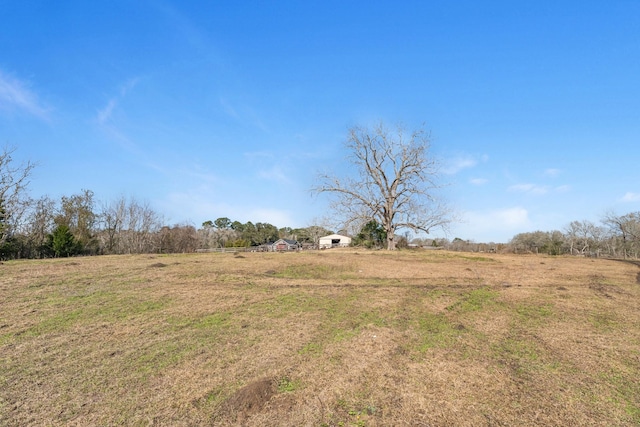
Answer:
[507,213,640,258]
[0,187,334,259]
[415,212,640,259]
[0,147,339,259]
[1,187,185,259]
[2,145,639,259]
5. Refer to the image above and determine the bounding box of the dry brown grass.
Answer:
[1,250,639,426]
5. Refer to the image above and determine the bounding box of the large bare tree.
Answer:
[314,122,452,250]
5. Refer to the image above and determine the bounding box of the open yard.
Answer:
[1,250,639,426]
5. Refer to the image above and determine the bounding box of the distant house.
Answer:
[318,234,352,249]
[271,238,300,252]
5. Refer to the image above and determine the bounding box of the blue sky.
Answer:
[1,1,639,243]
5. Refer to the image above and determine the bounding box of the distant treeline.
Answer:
[420,213,640,259]
[3,185,639,260]
[0,188,339,259]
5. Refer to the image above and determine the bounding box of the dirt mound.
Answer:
[219,377,276,421]
[149,262,168,268]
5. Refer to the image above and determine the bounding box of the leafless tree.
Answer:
[0,147,35,246]
[314,122,453,250]
[158,223,197,253]
[564,220,600,255]
[97,196,162,254]
[602,211,640,259]
[99,196,127,254]
[125,199,162,253]
[24,195,56,257]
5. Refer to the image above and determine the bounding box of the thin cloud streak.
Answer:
[96,78,139,125]
[97,99,117,125]
[0,70,50,120]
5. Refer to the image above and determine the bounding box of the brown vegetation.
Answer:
[1,250,639,426]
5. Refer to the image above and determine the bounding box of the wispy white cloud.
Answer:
[244,151,274,160]
[96,78,139,125]
[508,183,549,195]
[621,192,640,202]
[443,156,477,175]
[0,70,50,120]
[442,153,489,175]
[94,78,146,156]
[153,0,212,55]
[97,99,117,125]
[258,165,290,184]
[544,168,562,177]
[220,97,269,132]
[244,151,292,184]
[219,97,240,119]
[508,183,571,195]
[469,178,488,186]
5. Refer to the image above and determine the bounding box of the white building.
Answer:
[318,234,352,249]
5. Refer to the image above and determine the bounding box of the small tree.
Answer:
[48,225,79,257]
[354,220,386,248]
[314,122,452,250]
[56,189,98,254]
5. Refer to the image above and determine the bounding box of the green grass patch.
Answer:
[416,313,463,352]
[600,367,640,423]
[590,312,620,332]
[459,255,497,262]
[515,303,553,319]
[447,287,499,313]
[252,293,322,318]
[437,253,497,262]
[277,376,301,393]
[194,312,230,329]
[30,309,84,336]
[492,335,543,376]
[273,263,357,280]
[299,342,323,356]
[134,340,194,377]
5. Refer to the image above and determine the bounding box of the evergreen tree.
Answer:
[355,220,387,248]
[48,225,79,257]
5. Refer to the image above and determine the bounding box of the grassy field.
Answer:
[1,250,639,426]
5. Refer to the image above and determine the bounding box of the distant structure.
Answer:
[318,234,352,249]
[271,238,300,252]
